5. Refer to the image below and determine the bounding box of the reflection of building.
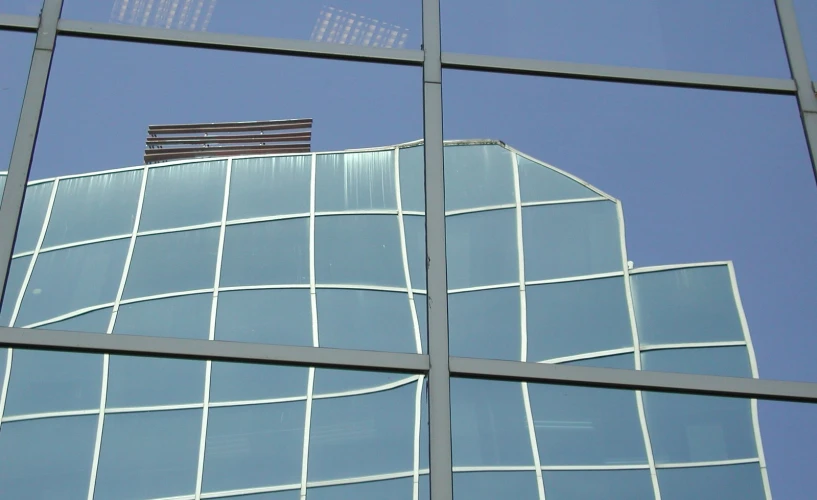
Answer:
[109,0,217,31]
[311,6,409,49]
[0,139,768,498]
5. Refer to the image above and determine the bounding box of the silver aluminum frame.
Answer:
[2,0,817,498]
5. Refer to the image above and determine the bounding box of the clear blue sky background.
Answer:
[2,1,817,497]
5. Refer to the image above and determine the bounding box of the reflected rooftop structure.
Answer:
[310,6,409,49]
[109,0,217,31]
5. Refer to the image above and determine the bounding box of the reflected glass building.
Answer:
[0,140,768,499]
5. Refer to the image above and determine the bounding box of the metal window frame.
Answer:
[2,0,817,499]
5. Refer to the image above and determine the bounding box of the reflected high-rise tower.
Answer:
[310,6,409,49]
[109,0,217,31]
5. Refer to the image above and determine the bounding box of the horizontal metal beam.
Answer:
[0,13,39,32]
[0,326,430,373]
[442,52,797,95]
[450,356,817,404]
[57,19,425,66]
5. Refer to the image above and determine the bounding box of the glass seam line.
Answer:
[618,202,662,500]
[728,262,772,499]
[394,145,423,356]
[513,151,548,500]
[300,152,319,499]
[195,158,232,500]
[0,179,58,437]
[87,164,149,500]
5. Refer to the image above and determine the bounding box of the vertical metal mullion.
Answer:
[0,0,62,321]
[422,0,451,498]
[775,0,817,183]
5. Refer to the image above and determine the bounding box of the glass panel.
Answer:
[643,392,757,464]
[450,378,534,466]
[444,144,515,211]
[522,201,622,281]
[63,1,420,45]
[316,289,416,353]
[528,384,647,465]
[4,351,102,415]
[37,306,112,332]
[631,266,746,346]
[0,32,33,169]
[43,170,143,247]
[222,493,299,500]
[95,409,201,499]
[518,154,599,203]
[215,289,312,346]
[313,368,411,395]
[642,346,753,378]
[0,256,31,326]
[658,463,766,500]
[316,150,396,211]
[564,353,635,370]
[449,287,520,361]
[14,181,53,254]
[414,293,427,354]
[542,470,654,499]
[526,277,632,362]
[138,160,227,231]
[114,293,211,339]
[794,0,817,80]
[220,219,309,287]
[453,471,540,499]
[122,228,219,299]
[106,355,205,407]
[440,0,789,77]
[228,155,311,220]
[314,215,405,287]
[0,415,97,499]
[309,478,413,499]
[15,239,129,327]
[398,144,425,212]
[403,214,426,290]
[210,362,308,403]
[202,402,305,493]
[308,383,416,481]
[446,209,518,289]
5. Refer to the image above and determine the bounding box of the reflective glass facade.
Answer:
[0,141,768,498]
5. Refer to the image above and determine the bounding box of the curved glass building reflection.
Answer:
[0,140,768,499]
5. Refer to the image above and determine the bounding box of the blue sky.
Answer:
[2,1,817,497]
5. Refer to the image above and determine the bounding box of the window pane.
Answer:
[643,393,757,464]
[37,306,112,333]
[526,277,632,361]
[399,145,425,213]
[642,346,753,378]
[220,219,309,287]
[228,155,311,220]
[542,470,654,499]
[95,409,201,499]
[0,31,32,170]
[451,378,534,466]
[138,160,227,231]
[528,384,647,465]
[522,201,622,281]
[4,351,102,415]
[314,215,405,287]
[444,144,515,211]
[215,289,312,346]
[16,239,129,326]
[106,356,205,408]
[210,362,309,403]
[794,0,817,80]
[453,471,540,500]
[440,0,788,77]
[123,228,219,299]
[14,181,53,254]
[446,209,518,289]
[518,154,599,203]
[43,170,142,247]
[308,383,416,481]
[114,293,211,339]
[63,1,420,45]
[414,293,427,354]
[313,368,412,396]
[316,289,416,353]
[658,463,766,500]
[565,353,635,370]
[202,402,305,492]
[631,266,746,346]
[403,214,426,290]
[0,256,31,326]
[449,287,520,361]
[308,478,413,500]
[0,415,97,499]
[316,150,396,211]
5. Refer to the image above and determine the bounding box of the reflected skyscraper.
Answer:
[109,0,217,31]
[310,6,409,49]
